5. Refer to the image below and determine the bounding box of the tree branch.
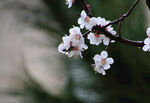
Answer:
[80,0,93,17]
[79,0,144,48]
[92,26,144,47]
[105,0,140,27]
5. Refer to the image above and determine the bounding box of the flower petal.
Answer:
[100,51,108,58]
[78,18,84,25]
[69,26,81,34]
[143,45,149,51]
[97,68,106,75]
[68,51,74,57]
[80,24,85,29]
[103,63,110,70]
[106,58,114,64]
[144,38,150,44]
[58,43,64,53]
[103,37,110,45]
[81,10,87,18]
[93,54,101,62]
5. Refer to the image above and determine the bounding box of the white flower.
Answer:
[102,26,116,45]
[87,28,116,46]
[96,17,110,26]
[65,0,75,8]
[87,32,105,45]
[58,35,71,53]
[143,27,150,52]
[93,51,114,75]
[87,17,116,46]
[68,45,87,58]
[69,26,83,46]
[86,17,116,46]
[78,10,96,30]
[58,26,88,58]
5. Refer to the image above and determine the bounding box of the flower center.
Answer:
[101,59,106,65]
[85,16,90,22]
[105,27,108,31]
[148,35,150,39]
[70,41,72,45]
[94,33,100,37]
[73,47,78,51]
[72,0,75,3]
[74,34,81,40]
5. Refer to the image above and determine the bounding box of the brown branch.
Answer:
[105,0,140,27]
[80,0,93,17]
[118,20,122,37]
[105,40,111,51]
[83,31,91,37]
[79,0,143,48]
[92,26,144,47]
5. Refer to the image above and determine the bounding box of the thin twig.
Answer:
[83,31,91,37]
[92,26,144,47]
[104,0,140,27]
[80,0,93,17]
[118,20,122,37]
[80,0,143,47]
[105,40,111,51]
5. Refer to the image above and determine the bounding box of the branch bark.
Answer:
[92,26,144,47]
[80,0,144,47]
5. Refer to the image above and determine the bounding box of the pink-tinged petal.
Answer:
[146,27,150,36]
[100,51,108,58]
[144,38,150,44]
[103,63,110,70]
[106,58,114,64]
[143,45,149,51]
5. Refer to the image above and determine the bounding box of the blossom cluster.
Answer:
[58,0,150,75]
[58,26,88,58]
[58,5,116,75]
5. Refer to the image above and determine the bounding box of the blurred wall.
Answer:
[0,0,67,102]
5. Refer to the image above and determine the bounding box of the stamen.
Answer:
[94,33,100,37]
[70,41,72,45]
[75,34,81,40]
[73,47,78,51]
[85,16,90,22]
[101,59,106,65]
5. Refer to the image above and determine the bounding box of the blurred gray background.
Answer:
[0,0,150,103]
